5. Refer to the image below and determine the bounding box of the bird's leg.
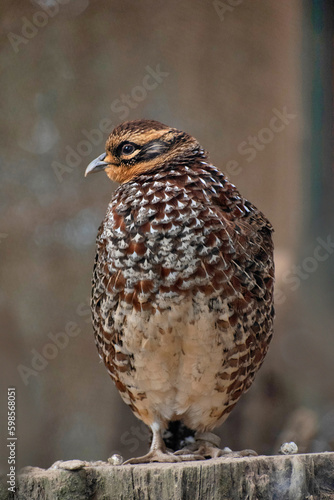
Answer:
[123,422,203,464]
[174,431,257,459]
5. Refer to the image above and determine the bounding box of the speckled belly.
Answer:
[114,294,253,431]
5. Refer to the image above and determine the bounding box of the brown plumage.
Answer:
[85,119,274,463]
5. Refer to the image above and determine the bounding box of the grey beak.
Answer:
[85,153,108,177]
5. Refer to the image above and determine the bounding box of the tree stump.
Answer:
[1,453,334,500]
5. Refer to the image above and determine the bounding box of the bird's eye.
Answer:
[121,143,136,155]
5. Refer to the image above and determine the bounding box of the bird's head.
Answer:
[85,119,201,184]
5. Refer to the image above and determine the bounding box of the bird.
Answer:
[85,119,274,464]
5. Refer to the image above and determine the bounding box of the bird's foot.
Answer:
[123,449,179,464]
[123,448,203,464]
[174,432,257,460]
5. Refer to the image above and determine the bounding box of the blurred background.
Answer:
[0,0,333,471]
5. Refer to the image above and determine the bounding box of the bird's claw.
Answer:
[123,448,206,464]
[123,449,179,464]
[174,432,257,460]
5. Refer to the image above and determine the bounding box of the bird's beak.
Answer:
[85,153,109,177]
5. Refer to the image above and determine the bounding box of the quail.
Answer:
[85,119,274,463]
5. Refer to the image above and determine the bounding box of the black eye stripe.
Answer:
[115,138,170,164]
[136,140,169,160]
